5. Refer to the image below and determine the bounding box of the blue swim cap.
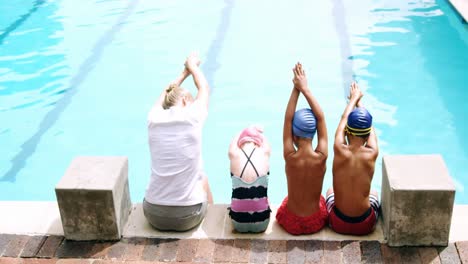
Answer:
[292,108,317,139]
[346,107,372,137]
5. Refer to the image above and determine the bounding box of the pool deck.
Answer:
[0,202,467,263]
[1,236,467,264]
[449,0,468,22]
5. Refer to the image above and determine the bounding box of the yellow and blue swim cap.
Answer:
[292,108,317,139]
[346,107,372,137]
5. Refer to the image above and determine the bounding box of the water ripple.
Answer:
[0,0,140,182]
[0,0,45,45]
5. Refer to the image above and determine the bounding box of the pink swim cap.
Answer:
[237,126,264,148]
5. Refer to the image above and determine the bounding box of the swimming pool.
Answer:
[1,0,467,204]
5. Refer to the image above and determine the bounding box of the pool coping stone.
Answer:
[0,202,467,243]
[449,0,468,22]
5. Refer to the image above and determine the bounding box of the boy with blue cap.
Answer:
[327,82,380,235]
[276,63,328,235]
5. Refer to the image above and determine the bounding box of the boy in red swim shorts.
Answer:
[327,81,380,235]
[276,63,328,235]
[326,191,380,235]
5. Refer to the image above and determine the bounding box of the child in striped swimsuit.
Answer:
[228,126,271,233]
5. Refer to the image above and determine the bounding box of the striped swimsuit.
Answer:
[229,148,271,233]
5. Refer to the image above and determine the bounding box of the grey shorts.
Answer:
[143,199,208,232]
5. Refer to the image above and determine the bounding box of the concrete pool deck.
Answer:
[0,202,467,263]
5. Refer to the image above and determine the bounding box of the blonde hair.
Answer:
[163,84,193,109]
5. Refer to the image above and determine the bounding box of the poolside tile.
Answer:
[399,247,421,263]
[323,241,341,263]
[456,241,468,264]
[194,239,215,263]
[286,240,305,264]
[267,240,287,263]
[36,236,64,258]
[2,235,29,258]
[213,239,234,263]
[305,240,324,264]
[55,240,95,258]
[0,235,14,256]
[130,261,156,264]
[109,260,148,264]
[361,241,383,264]
[380,244,401,264]
[157,239,179,262]
[3,238,465,264]
[438,244,461,264]
[122,237,147,261]
[104,241,127,260]
[92,261,123,264]
[231,239,250,263]
[21,236,47,258]
[55,259,92,264]
[250,239,268,264]
[418,247,441,264]
[142,238,162,261]
[22,259,58,264]
[0,257,22,264]
[341,241,361,264]
[88,242,113,259]
[176,239,198,262]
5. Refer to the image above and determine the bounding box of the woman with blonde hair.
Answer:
[144,52,213,231]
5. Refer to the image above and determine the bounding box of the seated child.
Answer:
[228,126,271,233]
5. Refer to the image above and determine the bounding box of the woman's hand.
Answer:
[185,52,201,73]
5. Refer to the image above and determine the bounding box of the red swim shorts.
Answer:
[326,193,379,235]
[275,196,328,235]
[328,207,377,235]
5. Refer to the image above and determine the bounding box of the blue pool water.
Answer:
[1,0,467,204]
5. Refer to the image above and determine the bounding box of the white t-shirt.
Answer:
[145,101,208,206]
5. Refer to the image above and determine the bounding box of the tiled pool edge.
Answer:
[1,202,467,243]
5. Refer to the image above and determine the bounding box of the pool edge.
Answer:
[0,201,466,243]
